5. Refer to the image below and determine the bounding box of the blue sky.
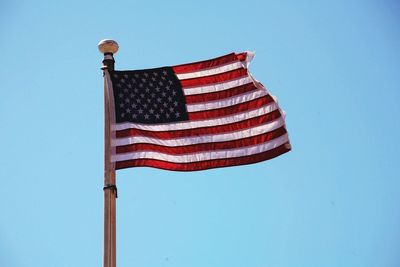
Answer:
[1,0,400,266]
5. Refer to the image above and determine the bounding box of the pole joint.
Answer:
[103,184,118,198]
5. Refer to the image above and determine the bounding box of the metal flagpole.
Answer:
[98,39,119,267]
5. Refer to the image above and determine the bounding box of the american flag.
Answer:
[108,52,291,171]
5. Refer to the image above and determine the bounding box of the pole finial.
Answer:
[98,39,119,54]
[98,39,118,72]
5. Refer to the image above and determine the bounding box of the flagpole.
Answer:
[98,39,119,267]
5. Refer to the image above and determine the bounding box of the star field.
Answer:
[111,67,188,124]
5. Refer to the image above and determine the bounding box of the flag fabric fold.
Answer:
[108,52,291,171]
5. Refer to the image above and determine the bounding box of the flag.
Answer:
[108,52,291,171]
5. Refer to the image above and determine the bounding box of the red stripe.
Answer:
[116,126,287,155]
[115,142,291,171]
[179,68,248,88]
[185,82,257,104]
[188,95,274,120]
[172,52,247,74]
[116,109,282,139]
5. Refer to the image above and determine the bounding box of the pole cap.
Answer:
[98,39,119,54]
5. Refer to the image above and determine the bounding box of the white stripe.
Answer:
[112,102,278,131]
[244,51,255,68]
[176,61,244,79]
[112,117,285,147]
[112,134,288,163]
[183,77,253,95]
[186,89,267,112]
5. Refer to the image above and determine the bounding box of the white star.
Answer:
[155,113,160,119]
[144,73,149,77]
[126,108,131,113]
[169,107,174,112]
[168,80,173,85]
[138,108,143,114]
[118,93,124,98]
[162,70,168,76]
[172,90,177,96]
[144,114,150,119]
[119,103,124,108]
[125,98,130,103]
[132,114,137,119]
[175,112,180,118]
[153,72,158,76]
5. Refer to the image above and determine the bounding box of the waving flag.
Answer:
[108,52,291,171]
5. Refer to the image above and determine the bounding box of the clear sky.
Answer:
[1,0,400,266]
